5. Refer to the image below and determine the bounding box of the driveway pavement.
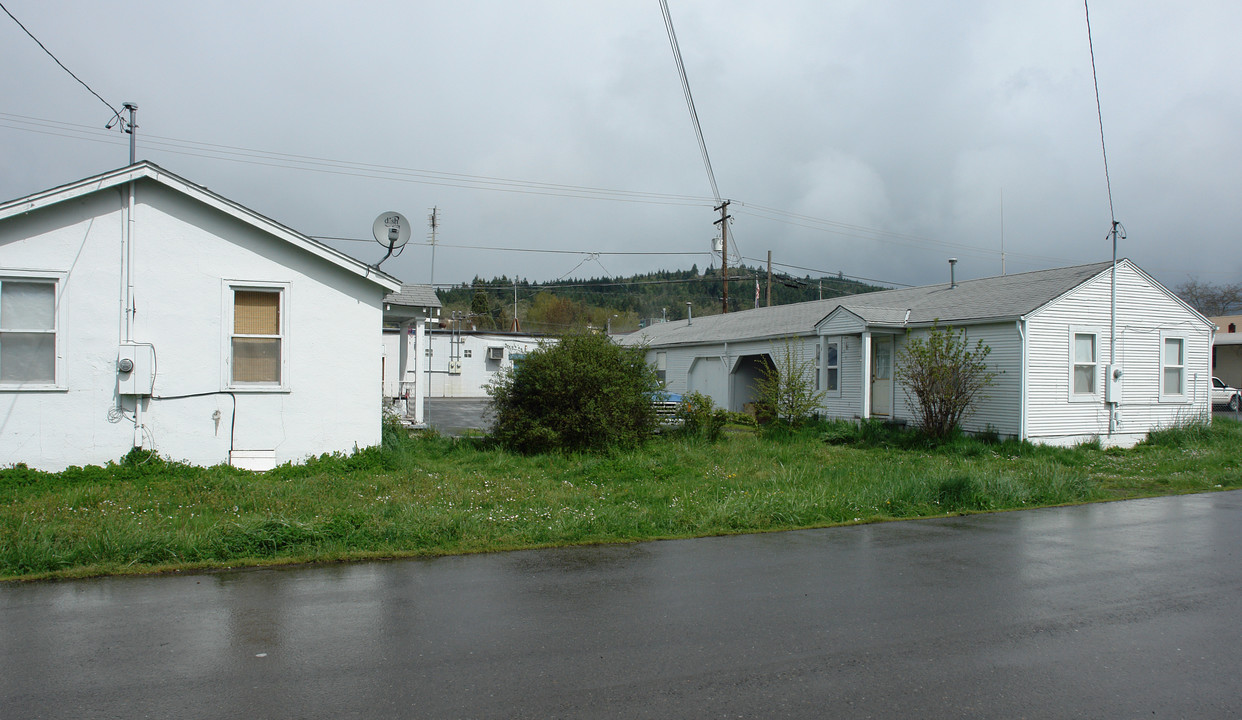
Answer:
[424,397,492,436]
[3,491,1241,718]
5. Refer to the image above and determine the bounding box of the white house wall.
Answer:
[647,336,821,413]
[1024,263,1211,444]
[1,180,387,471]
[382,332,550,398]
[818,333,863,419]
[885,323,1023,437]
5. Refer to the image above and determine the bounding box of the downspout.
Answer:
[125,179,143,449]
[1017,317,1027,442]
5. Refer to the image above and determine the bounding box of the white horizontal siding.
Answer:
[820,334,863,419]
[1025,263,1211,442]
[888,324,1021,437]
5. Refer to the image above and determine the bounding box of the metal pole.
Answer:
[721,212,728,313]
[1109,221,1118,434]
[123,103,137,164]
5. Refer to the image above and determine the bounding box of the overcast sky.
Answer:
[2,1,1238,292]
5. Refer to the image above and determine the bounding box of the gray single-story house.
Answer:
[620,260,1214,447]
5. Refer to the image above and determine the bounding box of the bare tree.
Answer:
[1175,279,1242,316]
[755,339,826,425]
[895,324,995,440]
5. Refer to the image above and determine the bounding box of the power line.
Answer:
[0,112,716,207]
[0,111,1071,266]
[1084,0,1117,227]
[659,0,720,201]
[739,255,912,288]
[0,1,121,119]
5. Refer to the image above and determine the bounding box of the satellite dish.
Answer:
[373,212,411,248]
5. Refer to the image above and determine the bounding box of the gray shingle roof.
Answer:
[384,284,442,308]
[619,261,1116,348]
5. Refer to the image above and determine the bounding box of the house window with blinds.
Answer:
[232,289,282,384]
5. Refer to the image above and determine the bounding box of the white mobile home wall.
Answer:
[1023,263,1212,445]
[383,331,551,398]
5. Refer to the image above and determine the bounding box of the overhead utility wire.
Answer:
[0,112,715,207]
[0,2,121,119]
[311,236,705,256]
[1,111,1060,265]
[660,0,720,201]
[735,203,1074,266]
[739,255,912,288]
[1084,0,1117,228]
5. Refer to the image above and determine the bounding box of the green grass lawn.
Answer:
[3,419,1240,581]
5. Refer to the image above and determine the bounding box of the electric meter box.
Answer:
[118,343,155,396]
[1105,364,1123,403]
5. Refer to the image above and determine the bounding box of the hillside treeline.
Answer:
[436,265,885,334]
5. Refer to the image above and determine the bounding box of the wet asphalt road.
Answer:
[3,491,1241,719]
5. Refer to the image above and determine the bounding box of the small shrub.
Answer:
[675,391,728,441]
[754,339,826,425]
[486,331,660,454]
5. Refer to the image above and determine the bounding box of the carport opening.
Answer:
[732,353,774,416]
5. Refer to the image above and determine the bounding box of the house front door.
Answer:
[871,335,893,416]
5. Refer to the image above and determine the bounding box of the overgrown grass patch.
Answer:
[4,418,1241,580]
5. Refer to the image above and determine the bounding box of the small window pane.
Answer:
[1,282,54,330]
[0,332,55,383]
[826,344,838,366]
[1074,334,1095,364]
[1164,338,1183,365]
[827,368,838,392]
[232,338,281,383]
[1164,368,1183,395]
[235,291,280,335]
[1074,365,1095,394]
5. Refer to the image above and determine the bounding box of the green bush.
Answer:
[486,332,661,453]
[675,391,729,441]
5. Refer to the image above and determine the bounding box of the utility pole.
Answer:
[766,250,772,307]
[714,200,731,313]
[428,206,439,286]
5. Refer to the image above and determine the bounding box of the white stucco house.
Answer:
[382,329,551,399]
[621,260,1215,447]
[0,162,406,471]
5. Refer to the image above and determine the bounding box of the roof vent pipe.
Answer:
[949,258,958,289]
[686,301,693,326]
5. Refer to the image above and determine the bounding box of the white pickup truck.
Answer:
[1212,377,1240,411]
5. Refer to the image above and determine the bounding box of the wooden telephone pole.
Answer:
[714,200,731,313]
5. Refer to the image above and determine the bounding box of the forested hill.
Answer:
[435,264,887,334]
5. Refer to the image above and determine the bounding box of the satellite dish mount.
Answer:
[372,211,411,267]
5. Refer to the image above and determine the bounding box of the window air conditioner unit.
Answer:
[487,346,505,361]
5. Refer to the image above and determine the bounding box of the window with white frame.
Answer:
[463,349,472,358]
[814,343,821,391]
[0,278,57,385]
[1071,331,1098,397]
[1161,334,1186,399]
[656,352,667,385]
[231,287,283,385]
[825,340,839,393]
